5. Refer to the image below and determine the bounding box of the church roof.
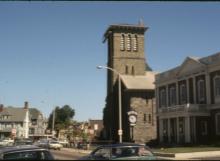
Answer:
[120,71,156,90]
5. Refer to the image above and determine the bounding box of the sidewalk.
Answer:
[175,150,220,160]
[155,151,220,160]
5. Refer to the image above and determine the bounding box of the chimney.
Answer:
[0,104,3,112]
[24,101,29,109]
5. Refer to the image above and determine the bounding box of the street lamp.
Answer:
[97,65,123,143]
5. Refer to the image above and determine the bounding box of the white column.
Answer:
[185,116,191,143]
[159,119,163,143]
[24,109,29,138]
[205,72,211,105]
[176,117,179,143]
[176,82,179,105]
[193,76,197,104]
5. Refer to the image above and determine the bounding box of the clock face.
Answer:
[129,115,137,123]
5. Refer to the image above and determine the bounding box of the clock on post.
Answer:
[127,111,137,126]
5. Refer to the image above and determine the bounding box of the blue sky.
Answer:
[0,2,220,121]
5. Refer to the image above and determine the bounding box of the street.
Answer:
[50,148,88,160]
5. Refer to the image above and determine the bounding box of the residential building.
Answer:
[155,52,220,144]
[29,108,47,140]
[0,102,29,139]
[87,119,103,140]
[102,22,157,143]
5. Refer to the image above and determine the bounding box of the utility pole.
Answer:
[52,108,55,138]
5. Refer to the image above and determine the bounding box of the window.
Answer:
[133,35,138,51]
[125,66,129,74]
[127,34,131,51]
[180,84,187,104]
[131,66,135,75]
[169,86,176,106]
[214,76,220,97]
[120,34,125,51]
[143,114,146,122]
[148,114,151,124]
[201,121,207,135]
[216,113,220,135]
[159,89,166,107]
[93,148,111,160]
[198,80,205,102]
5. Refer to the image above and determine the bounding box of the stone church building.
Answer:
[102,22,157,143]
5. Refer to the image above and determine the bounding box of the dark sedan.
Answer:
[80,143,159,160]
[0,145,54,160]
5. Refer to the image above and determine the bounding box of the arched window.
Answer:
[180,84,187,104]
[127,34,131,51]
[125,65,129,74]
[214,76,220,96]
[133,35,138,51]
[131,66,135,75]
[148,114,151,124]
[120,34,125,51]
[198,79,205,102]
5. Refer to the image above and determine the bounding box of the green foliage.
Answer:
[47,105,75,130]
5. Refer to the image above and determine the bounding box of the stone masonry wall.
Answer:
[130,97,157,143]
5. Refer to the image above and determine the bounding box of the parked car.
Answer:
[48,141,63,150]
[0,145,54,160]
[14,139,33,146]
[0,138,14,147]
[58,139,69,147]
[34,139,49,149]
[80,143,160,160]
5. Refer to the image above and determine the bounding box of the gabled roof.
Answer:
[156,52,220,82]
[120,71,156,90]
[0,107,27,122]
[176,56,206,76]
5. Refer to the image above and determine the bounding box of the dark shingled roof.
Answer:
[0,107,27,122]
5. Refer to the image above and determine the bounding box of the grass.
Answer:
[152,145,220,153]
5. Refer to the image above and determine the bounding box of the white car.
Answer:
[0,138,14,146]
[48,141,63,150]
[58,139,69,147]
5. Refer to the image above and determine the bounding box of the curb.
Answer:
[153,152,175,158]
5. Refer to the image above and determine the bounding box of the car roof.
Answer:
[0,145,48,153]
[97,143,147,148]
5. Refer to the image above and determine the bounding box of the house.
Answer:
[155,52,220,144]
[87,119,103,140]
[29,108,47,140]
[0,102,29,139]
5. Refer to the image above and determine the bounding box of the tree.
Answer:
[47,105,75,131]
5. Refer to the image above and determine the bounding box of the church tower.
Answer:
[103,22,149,95]
[102,22,156,143]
